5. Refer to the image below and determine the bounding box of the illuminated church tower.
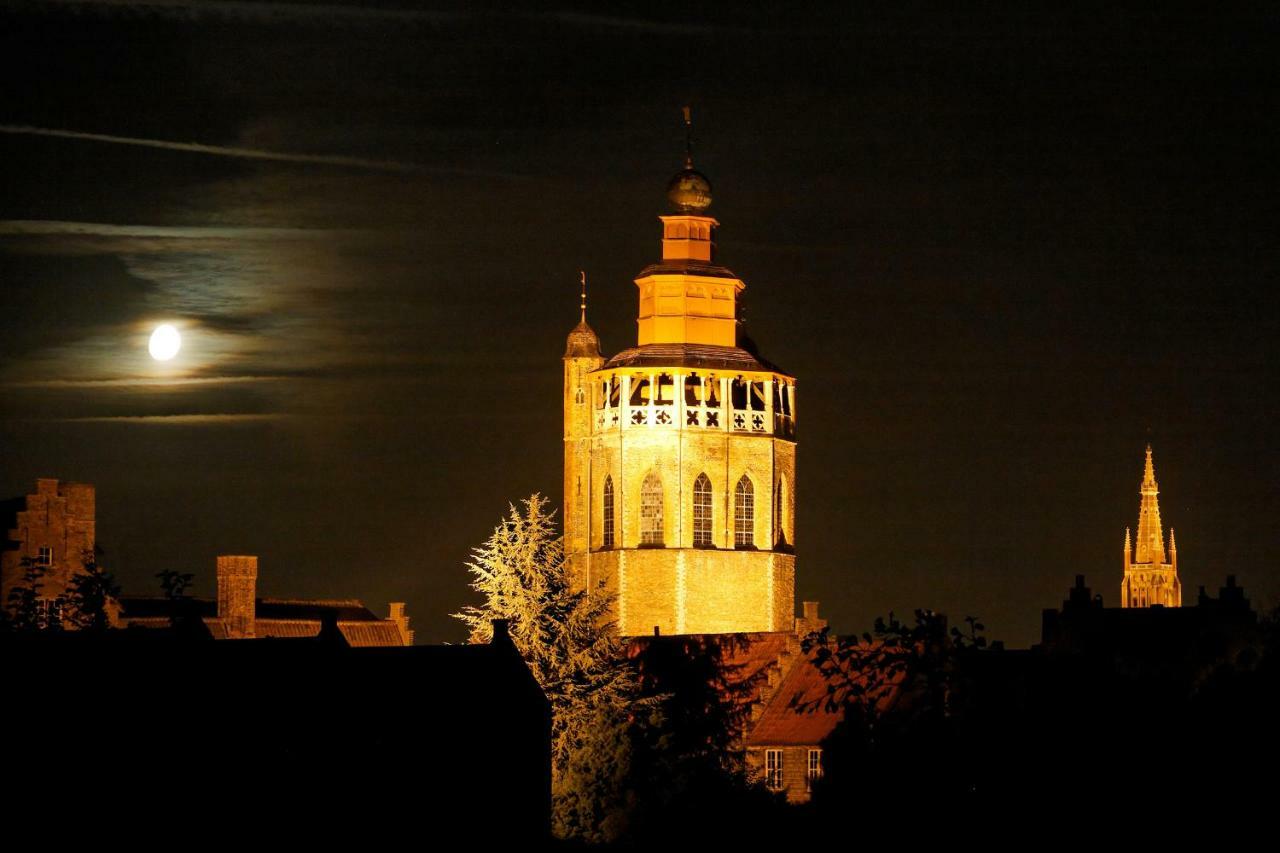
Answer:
[1121,445,1182,608]
[562,126,796,636]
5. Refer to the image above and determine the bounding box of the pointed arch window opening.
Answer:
[602,475,615,550]
[735,475,755,549]
[640,472,664,547]
[774,477,789,549]
[693,473,714,548]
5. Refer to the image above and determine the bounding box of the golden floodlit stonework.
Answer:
[563,161,796,635]
[1121,445,1182,608]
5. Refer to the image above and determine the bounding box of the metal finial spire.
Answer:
[579,270,587,322]
[682,105,693,168]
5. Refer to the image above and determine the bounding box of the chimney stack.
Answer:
[216,555,258,639]
[795,600,828,637]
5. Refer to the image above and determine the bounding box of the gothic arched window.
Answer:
[602,475,615,549]
[640,472,664,546]
[693,473,713,547]
[735,474,754,548]
[774,477,787,547]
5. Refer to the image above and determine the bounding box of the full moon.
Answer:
[148,324,182,361]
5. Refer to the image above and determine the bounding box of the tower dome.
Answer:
[563,318,601,359]
[666,166,713,213]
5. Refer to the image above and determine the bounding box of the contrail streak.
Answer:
[0,124,442,175]
[0,220,355,240]
[36,414,287,425]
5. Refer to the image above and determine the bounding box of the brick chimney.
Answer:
[216,555,258,639]
[795,600,827,637]
[388,602,414,646]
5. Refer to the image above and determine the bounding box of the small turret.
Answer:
[564,271,602,359]
[563,272,606,588]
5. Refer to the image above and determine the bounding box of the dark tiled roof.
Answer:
[119,597,217,618]
[635,260,741,280]
[119,597,380,622]
[629,631,902,748]
[564,319,602,359]
[748,641,904,747]
[602,343,786,374]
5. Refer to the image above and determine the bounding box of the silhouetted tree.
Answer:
[64,547,119,632]
[454,495,640,842]
[3,556,57,632]
[800,610,989,807]
[156,569,194,600]
[622,635,789,844]
[157,568,199,631]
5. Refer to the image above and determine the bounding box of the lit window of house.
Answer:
[765,749,784,790]
[36,598,62,629]
[35,546,52,567]
[806,749,823,791]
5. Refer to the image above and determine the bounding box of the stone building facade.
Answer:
[1121,446,1182,608]
[563,154,796,636]
[1,478,96,625]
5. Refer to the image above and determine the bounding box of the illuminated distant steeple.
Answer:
[1121,445,1181,608]
[1134,445,1166,565]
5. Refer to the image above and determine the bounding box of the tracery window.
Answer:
[735,475,754,548]
[629,376,651,406]
[640,472,664,546]
[685,374,702,407]
[655,373,674,405]
[693,473,713,547]
[602,476,615,549]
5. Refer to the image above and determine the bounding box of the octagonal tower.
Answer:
[563,152,796,636]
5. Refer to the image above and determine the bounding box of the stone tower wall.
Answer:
[577,425,796,635]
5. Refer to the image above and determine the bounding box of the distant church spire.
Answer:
[1121,445,1181,608]
[579,270,587,322]
[1134,444,1165,565]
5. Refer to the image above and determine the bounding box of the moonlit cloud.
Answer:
[35,413,288,424]
[0,125,531,179]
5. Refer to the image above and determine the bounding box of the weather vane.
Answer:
[682,105,694,168]
[579,270,587,322]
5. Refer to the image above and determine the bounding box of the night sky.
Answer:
[2,2,1276,646]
